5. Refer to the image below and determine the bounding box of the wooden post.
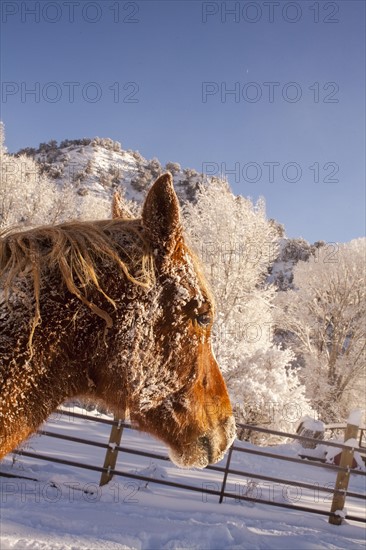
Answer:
[219,444,234,503]
[99,416,124,487]
[329,410,362,525]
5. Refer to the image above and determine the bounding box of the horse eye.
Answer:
[196,313,211,327]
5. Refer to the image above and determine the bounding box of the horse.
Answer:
[0,173,236,468]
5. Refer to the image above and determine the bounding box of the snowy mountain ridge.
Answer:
[17,137,215,206]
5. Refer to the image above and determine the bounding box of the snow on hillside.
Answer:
[41,143,143,202]
[18,138,214,207]
[1,406,365,549]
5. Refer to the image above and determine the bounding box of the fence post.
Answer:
[329,409,362,525]
[219,443,234,503]
[99,415,124,487]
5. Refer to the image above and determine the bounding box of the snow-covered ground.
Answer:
[1,406,365,550]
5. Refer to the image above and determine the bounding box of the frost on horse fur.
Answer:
[0,173,235,468]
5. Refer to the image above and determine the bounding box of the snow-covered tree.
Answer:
[0,124,110,228]
[183,182,312,437]
[276,239,366,422]
[78,192,110,220]
[0,122,5,156]
[165,162,181,175]
[1,147,56,228]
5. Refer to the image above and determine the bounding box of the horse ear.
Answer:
[112,191,134,219]
[142,173,180,253]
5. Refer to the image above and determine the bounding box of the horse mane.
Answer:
[0,219,155,348]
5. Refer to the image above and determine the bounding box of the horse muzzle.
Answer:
[169,415,236,469]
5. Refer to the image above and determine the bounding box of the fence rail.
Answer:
[3,407,365,524]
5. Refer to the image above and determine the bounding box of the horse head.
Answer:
[122,174,236,468]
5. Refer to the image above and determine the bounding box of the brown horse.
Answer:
[0,174,235,468]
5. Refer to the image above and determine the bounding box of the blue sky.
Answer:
[1,0,365,243]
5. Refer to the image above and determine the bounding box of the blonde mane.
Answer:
[0,219,155,347]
